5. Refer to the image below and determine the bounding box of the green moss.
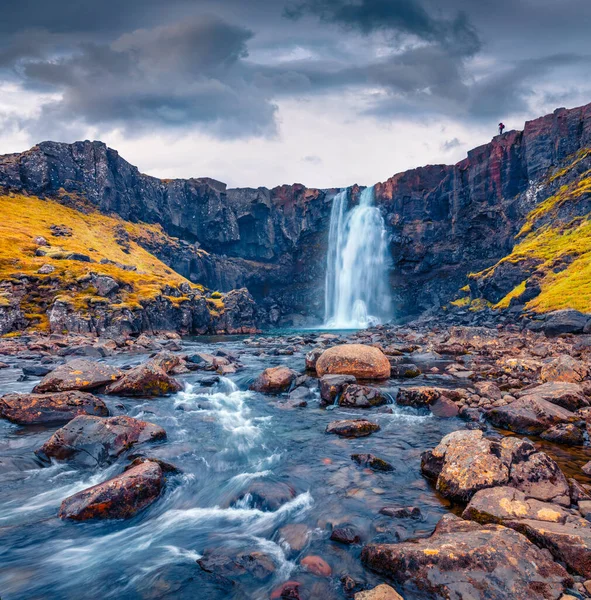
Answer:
[450,296,470,307]
[495,280,527,310]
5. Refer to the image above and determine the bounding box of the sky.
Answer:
[1,0,590,189]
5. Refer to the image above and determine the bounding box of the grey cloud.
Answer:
[441,138,461,151]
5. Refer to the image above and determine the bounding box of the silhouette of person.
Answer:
[498,122,505,135]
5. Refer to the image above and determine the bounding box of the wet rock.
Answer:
[516,382,589,411]
[271,580,301,599]
[486,397,578,435]
[330,525,361,545]
[59,460,164,520]
[0,391,108,425]
[340,384,388,408]
[354,584,404,600]
[390,363,421,378]
[429,396,459,418]
[326,419,380,438]
[396,386,440,407]
[125,456,181,474]
[249,366,297,394]
[186,352,217,370]
[288,386,312,402]
[301,555,332,577]
[510,451,571,506]
[541,423,585,446]
[351,453,394,472]
[278,524,310,552]
[234,480,296,511]
[21,364,53,377]
[305,347,324,371]
[541,355,588,383]
[197,549,276,581]
[362,514,572,599]
[36,415,166,465]
[316,344,391,380]
[379,506,422,519]
[319,374,356,405]
[105,355,183,396]
[33,358,123,393]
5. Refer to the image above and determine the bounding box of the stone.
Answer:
[37,263,55,274]
[278,524,310,552]
[339,384,388,408]
[354,584,404,600]
[271,581,301,599]
[316,344,391,380]
[58,460,164,520]
[541,423,585,446]
[197,549,277,581]
[36,415,166,465]
[541,355,588,383]
[429,396,459,418]
[330,525,361,545]
[326,419,380,438]
[233,480,296,511]
[390,363,421,378]
[0,391,108,425]
[33,358,123,393]
[486,397,578,435]
[396,386,440,407]
[93,275,119,296]
[104,355,183,396]
[305,347,324,371]
[319,374,356,405]
[379,506,422,519]
[541,310,590,336]
[362,514,572,599]
[474,381,503,400]
[21,364,53,376]
[517,382,589,411]
[351,453,394,472]
[249,366,297,394]
[301,555,331,577]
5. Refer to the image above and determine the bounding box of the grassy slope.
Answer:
[0,193,208,331]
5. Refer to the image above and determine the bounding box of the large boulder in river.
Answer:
[0,391,108,425]
[486,397,579,435]
[105,354,183,396]
[233,480,296,511]
[36,415,166,465]
[316,344,390,380]
[33,358,122,393]
[326,419,380,438]
[249,366,297,394]
[361,514,572,599]
[319,374,356,405]
[59,460,164,520]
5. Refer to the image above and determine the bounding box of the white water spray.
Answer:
[324,186,390,328]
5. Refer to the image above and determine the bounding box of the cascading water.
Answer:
[324,186,391,328]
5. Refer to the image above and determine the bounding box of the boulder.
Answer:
[249,366,297,394]
[516,382,589,411]
[305,347,324,371]
[278,523,310,553]
[541,310,590,336]
[351,453,393,472]
[362,514,571,599]
[354,585,404,600]
[316,344,391,380]
[58,460,164,520]
[233,480,296,511]
[0,391,108,425]
[541,355,588,383]
[319,374,356,405]
[340,384,388,408]
[541,423,585,446]
[105,355,183,397]
[396,386,440,407]
[301,555,331,577]
[486,397,578,435]
[429,396,459,418]
[36,415,166,465]
[330,525,361,545]
[33,358,123,393]
[198,549,277,581]
[326,419,380,438]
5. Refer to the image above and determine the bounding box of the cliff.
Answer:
[1,102,591,326]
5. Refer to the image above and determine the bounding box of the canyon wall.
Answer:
[2,102,591,323]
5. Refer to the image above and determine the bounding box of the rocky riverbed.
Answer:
[2,321,591,599]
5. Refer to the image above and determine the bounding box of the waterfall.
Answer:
[324,186,391,329]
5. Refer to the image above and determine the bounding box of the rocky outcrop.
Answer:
[3,103,591,321]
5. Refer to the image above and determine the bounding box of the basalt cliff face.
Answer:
[1,102,591,328]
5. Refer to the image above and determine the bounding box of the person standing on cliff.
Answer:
[498,122,505,135]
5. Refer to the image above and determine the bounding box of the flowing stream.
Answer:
[0,333,461,600]
[324,187,391,329]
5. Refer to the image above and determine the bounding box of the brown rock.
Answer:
[271,581,301,599]
[249,366,297,394]
[278,524,310,552]
[59,461,164,520]
[354,584,404,600]
[316,344,390,380]
[301,555,331,577]
[305,347,324,371]
[517,382,589,411]
[319,374,356,405]
[487,397,578,435]
[474,381,503,400]
[105,356,183,397]
[351,453,393,472]
[541,423,585,446]
[234,480,296,511]
[197,549,276,581]
[541,355,588,383]
[340,384,388,408]
[429,396,459,418]
[326,419,380,438]
[33,358,123,393]
[0,391,108,425]
[36,415,166,465]
[395,386,440,407]
[361,514,572,599]
[330,525,361,545]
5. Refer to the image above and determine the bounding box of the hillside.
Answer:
[0,192,257,336]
